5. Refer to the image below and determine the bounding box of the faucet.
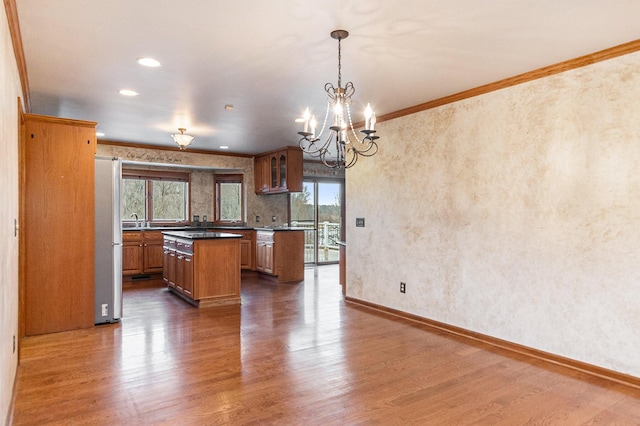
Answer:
[131,213,140,227]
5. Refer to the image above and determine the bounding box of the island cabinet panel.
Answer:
[163,232,241,307]
[23,114,97,336]
[210,229,254,270]
[193,239,240,301]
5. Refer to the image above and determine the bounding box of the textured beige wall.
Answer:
[0,4,23,421]
[96,144,289,227]
[347,51,640,377]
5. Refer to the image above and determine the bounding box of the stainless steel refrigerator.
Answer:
[94,156,123,324]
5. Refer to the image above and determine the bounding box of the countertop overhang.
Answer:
[161,231,242,240]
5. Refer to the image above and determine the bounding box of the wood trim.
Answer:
[4,0,30,112]
[345,296,640,390]
[5,364,18,426]
[357,38,640,128]
[23,113,97,128]
[122,168,190,181]
[17,98,25,359]
[98,139,254,158]
[255,145,302,157]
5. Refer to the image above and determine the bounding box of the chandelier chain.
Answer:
[337,37,342,88]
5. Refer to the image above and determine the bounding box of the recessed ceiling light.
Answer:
[224,104,234,110]
[220,145,229,150]
[96,132,105,137]
[137,57,161,67]
[119,89,139,97]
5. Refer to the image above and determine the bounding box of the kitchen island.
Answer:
[162,231,242,307]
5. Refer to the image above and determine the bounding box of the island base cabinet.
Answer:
[163,234,241,307]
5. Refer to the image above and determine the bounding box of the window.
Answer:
[122,169,190,224]
[214,174,244,224]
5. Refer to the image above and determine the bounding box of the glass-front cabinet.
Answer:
[254,146,302,194]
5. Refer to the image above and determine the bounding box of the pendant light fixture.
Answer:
[297,29,380,169]
[172,128,195,150]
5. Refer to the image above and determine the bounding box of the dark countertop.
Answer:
[254,227,309,232]
[162,231,242,240]
[124,225,254,231]
[124,225,310,232]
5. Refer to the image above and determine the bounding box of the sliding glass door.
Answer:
[290,179,343,264]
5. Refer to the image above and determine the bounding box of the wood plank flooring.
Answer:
[12,266,640,425]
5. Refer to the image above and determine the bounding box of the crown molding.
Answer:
[360,39,640,127]
[4,0,30,112]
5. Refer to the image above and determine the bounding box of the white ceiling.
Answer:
[15,0,640,155]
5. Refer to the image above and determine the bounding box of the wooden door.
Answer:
[23,114,97,335]
[143,233,164,273]
[123,242,143,275]
[164,249,176,288]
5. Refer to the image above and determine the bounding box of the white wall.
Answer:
[347,51,640,377]
[0,3,23,422]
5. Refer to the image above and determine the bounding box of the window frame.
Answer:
[122,169,191,225]
[213,173,245,225]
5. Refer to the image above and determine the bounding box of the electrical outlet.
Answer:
[400,282,406,293]
[272,216,276,222]
[101,304,108,317]
[256,215,260,222]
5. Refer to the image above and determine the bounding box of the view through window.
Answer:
[214,174,244,224]
[290,180,343,264]
[122,170,190,224]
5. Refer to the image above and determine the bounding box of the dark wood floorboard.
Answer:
[12,265,640,425]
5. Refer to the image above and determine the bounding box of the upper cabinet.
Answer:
[254,146,303,194]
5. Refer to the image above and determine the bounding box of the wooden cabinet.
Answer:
[256,232,274,275]
[163,234,241,307]
[123,231,144,275]
[163,237,176,288]
[174,240,194,296]
[254,155,270,194]
[23,114,97,336]
[142,231,164,273]
[123,230,164,275]
[255,230,304,282]
[254,147,303,194]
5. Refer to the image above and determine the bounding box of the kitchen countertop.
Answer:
[254,227,309,232]
[124,225,309,232]
[161,231,243,240]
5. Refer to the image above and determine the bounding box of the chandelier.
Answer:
[171,128,195,150]
[297,30,379,169]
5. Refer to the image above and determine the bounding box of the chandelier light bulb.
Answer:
[364,103,373,130]
[310,116,317,137]
[303,107,311,132]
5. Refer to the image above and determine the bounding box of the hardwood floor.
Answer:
[12,266,640,425]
